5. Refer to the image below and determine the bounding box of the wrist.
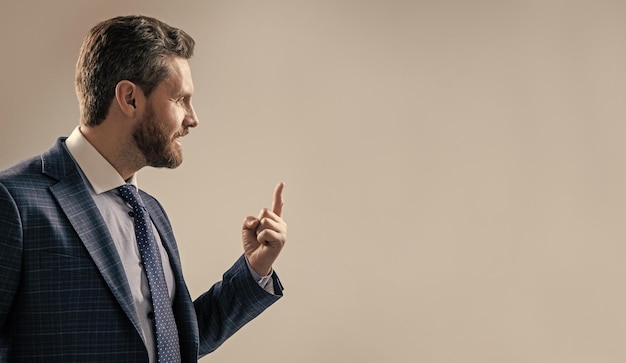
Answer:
[245,255,272,277]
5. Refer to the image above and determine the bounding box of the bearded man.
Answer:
[0,15,287,363]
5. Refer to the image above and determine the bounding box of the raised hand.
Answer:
[241,182,287,276]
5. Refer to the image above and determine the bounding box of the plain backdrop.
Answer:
[2,0,626,362]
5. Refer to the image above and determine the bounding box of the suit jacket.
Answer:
[0,138,282,362]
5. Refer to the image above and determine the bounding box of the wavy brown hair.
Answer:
[75,15,195,126]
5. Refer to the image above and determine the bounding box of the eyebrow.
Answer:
[178,85,194,97]
[173,89,192,99]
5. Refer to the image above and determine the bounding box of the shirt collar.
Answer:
[65,126,138,194]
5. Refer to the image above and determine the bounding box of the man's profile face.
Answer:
[133,57,198,168]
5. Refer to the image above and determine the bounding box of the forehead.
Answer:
[160,56,194,95]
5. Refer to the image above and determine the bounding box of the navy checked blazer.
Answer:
[0,138,282,362]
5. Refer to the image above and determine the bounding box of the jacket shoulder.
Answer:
[0,137,73,192]
[0,154,45,185]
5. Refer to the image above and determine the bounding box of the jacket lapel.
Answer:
[42,138,144,340]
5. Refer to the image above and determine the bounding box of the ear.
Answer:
[114,80,141,117]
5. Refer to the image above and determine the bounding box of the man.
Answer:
[0,15,287,362]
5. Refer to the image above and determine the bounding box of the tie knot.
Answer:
[117,184,145,210]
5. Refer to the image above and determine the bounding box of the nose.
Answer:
[184,103,199,128]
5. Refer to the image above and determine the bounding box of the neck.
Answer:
[79,123,145,181]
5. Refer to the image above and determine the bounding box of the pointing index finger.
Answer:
[272,182,285,217]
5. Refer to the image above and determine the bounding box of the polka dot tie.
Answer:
[118,184,181,363]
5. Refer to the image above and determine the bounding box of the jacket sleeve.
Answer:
[194,254,283,357]
[0,182,23,358]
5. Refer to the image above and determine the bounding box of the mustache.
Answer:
[173,129,189,139]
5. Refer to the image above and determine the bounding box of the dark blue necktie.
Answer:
[118,184,181,363]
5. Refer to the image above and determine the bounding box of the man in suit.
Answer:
[0,15,287,362]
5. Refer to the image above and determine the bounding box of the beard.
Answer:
[132,104,184,169]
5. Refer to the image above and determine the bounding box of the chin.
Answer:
[148,148,183,169]
[168,152,184,169]
[165,154,183,169]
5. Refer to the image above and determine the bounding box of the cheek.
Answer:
[158,105,184,132]
[172,105,187,125]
